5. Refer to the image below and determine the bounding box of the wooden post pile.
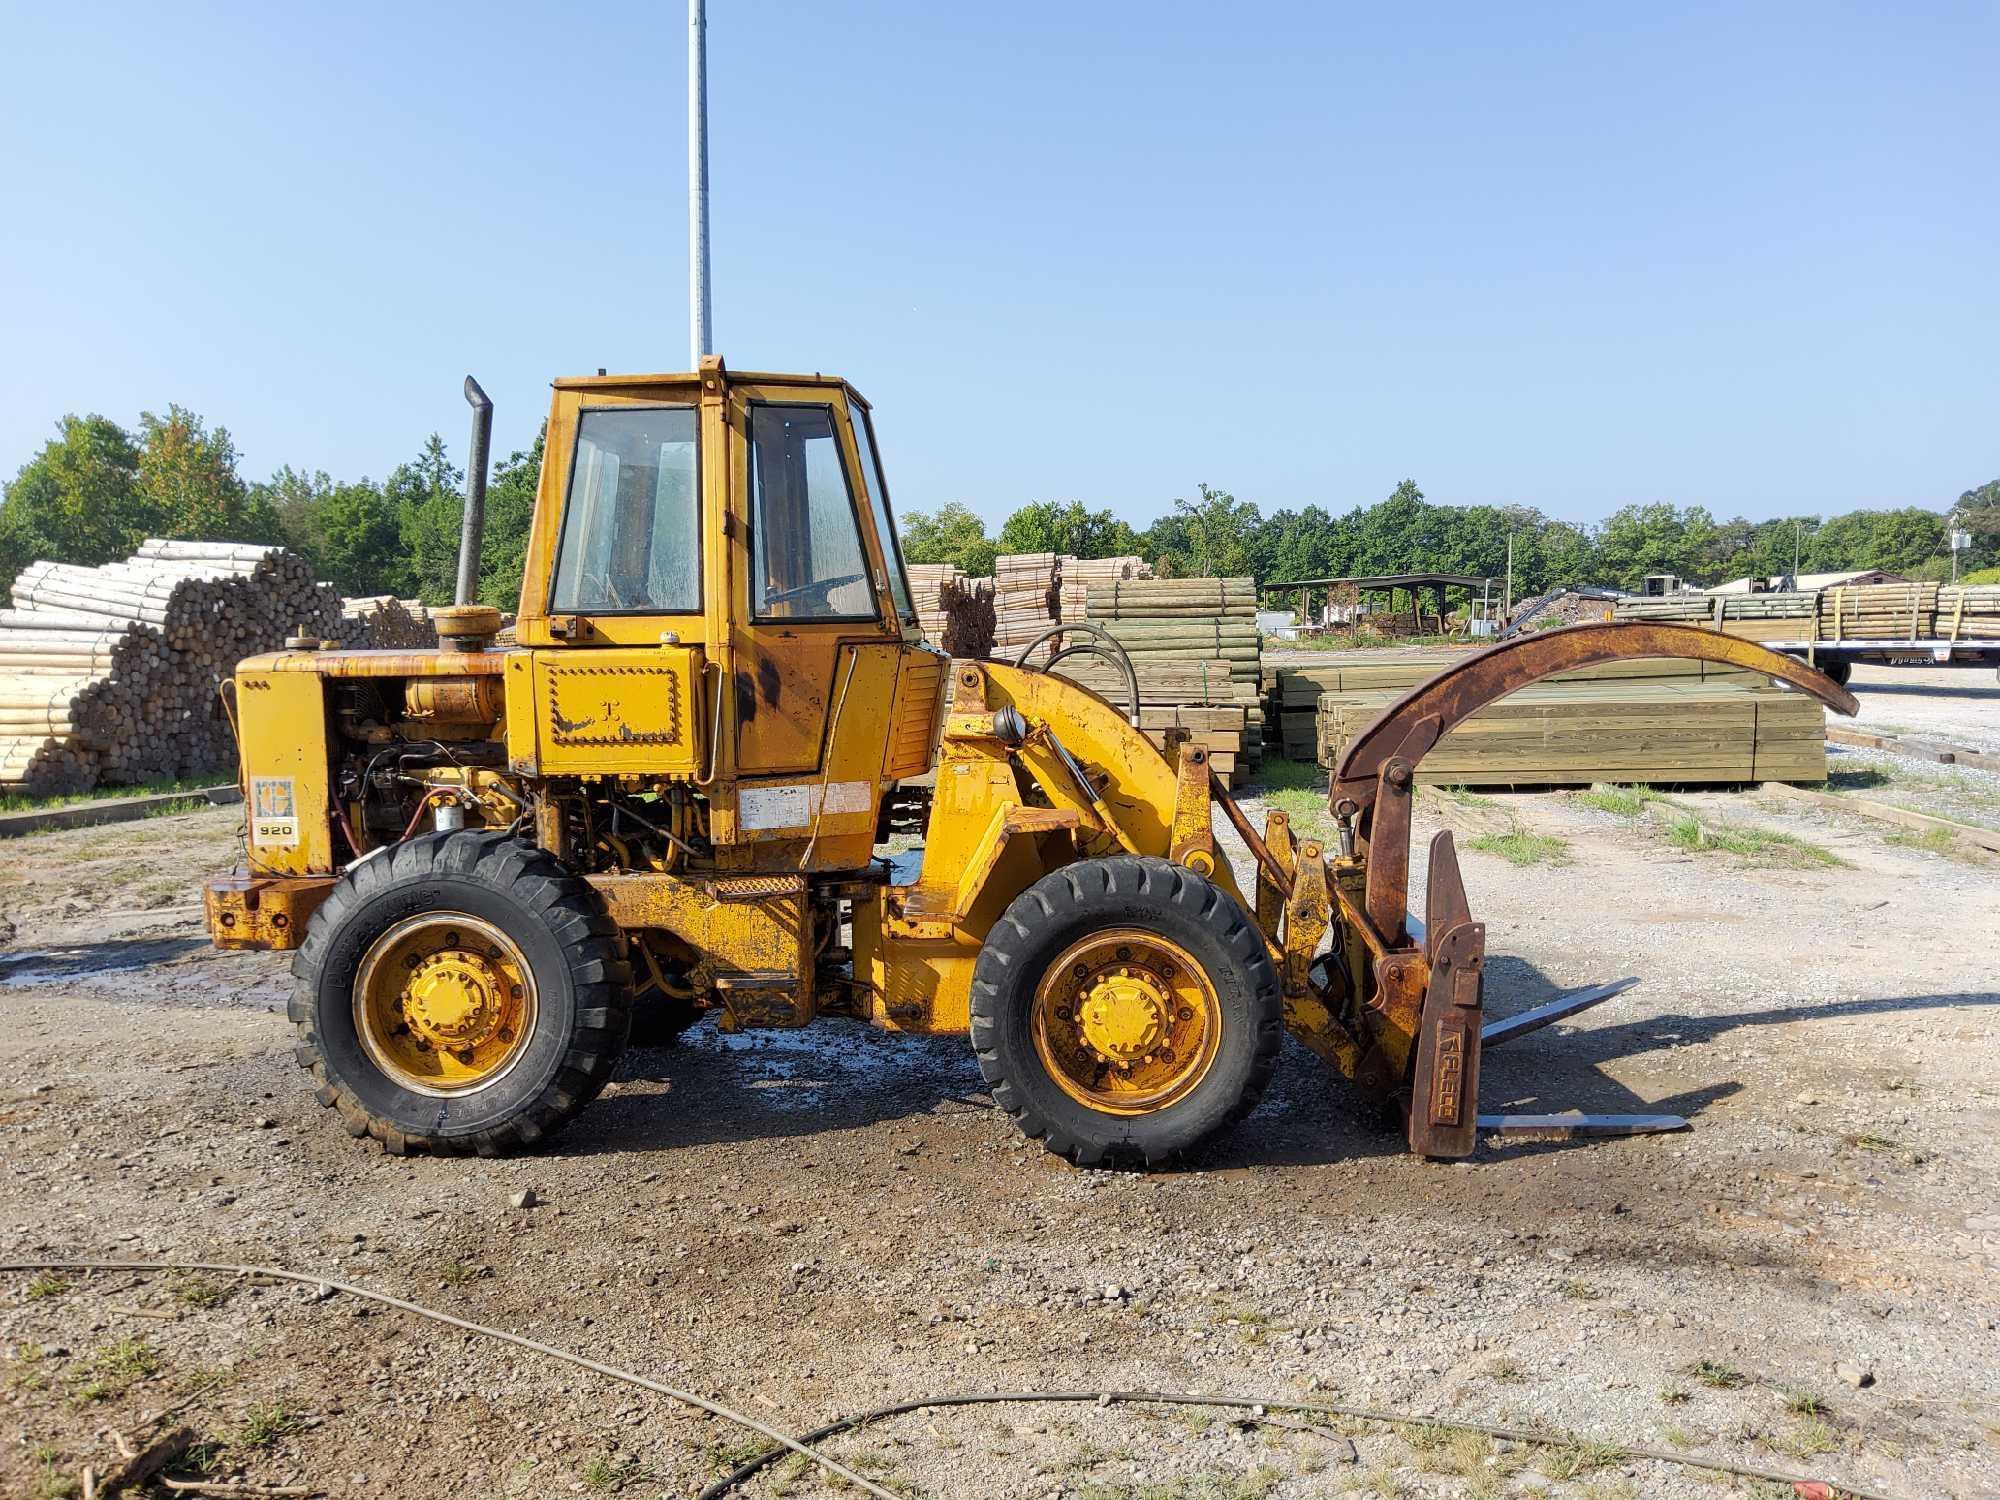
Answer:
[1613,584,2000,646]
[1303,648,1823,786]
[937,575,996,657]
[1055,555,1150,624]
[1080,576,1262,775]
[0,539,343,794]
[906,564,963,645]
[992,553,1061,653]
[333,595,439,649]
[1047,657,1259,788]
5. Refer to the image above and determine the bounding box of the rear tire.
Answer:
[969,856,1281,1168]
[290,833,631,1156]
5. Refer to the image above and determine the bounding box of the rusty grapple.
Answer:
[1240,621,1858,1156]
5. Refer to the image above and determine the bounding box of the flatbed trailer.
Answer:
[1766,639,2000,685]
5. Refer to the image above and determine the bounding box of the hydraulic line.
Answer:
[695,1387,1900,1500]
[1,1260,898,1500]
[1,1261,1896,1500]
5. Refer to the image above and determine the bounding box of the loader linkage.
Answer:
[1234,620,1860,1159]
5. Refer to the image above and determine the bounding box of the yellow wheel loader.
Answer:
[205,358,1859,1165]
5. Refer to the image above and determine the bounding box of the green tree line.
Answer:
[5,404,1995,606]
[0,408,543,606]
[905,480,2000,597]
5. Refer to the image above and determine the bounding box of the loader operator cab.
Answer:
[512,356,943,872]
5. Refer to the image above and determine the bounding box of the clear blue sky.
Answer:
[1,3,1992,531]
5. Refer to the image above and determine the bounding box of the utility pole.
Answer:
[1503,532,1514,618]
[688,0,712,366]
[1791,520,1802,588]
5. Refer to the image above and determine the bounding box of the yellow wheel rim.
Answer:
[1031,928,1221,1116]
[353,913,537,1097]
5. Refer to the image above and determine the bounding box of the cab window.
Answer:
[748,404,875,621]
[848,406,916,624]
[550,407,699,614]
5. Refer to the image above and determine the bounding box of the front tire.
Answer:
[970,856,1281,1168]
[290,833,631,1155]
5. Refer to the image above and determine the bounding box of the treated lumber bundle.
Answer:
[1815,582,1939,641]
[941,655,1253,787]
[1937,585,2000,639]
[1084,576,1255,619]
[992,553,1060,652]
[1079,575,1263,772]
[1056,554,1149,624]
[0,539,343,794]
[1314,677,1826,786]
[1269,648,1757,763]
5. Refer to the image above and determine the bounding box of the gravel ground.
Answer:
[1,757,1997,1500]
[1842,661,2000,753]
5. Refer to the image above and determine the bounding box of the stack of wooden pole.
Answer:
[1055,555,1150,624]
[992,553,1061,653]
[336,595,439,649]
[937,575,995,657]
[0,539,343,794]
[905,564,963,645]
[1082,576,1262,775]
[1617,583,2000,645]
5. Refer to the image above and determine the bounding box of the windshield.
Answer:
[550,406,700,614]
[848,405,916,624]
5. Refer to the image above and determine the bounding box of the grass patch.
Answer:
[1466,829,1571,866]
[0,777,220,814]
[1433,784,1495,808]
[1559,1277,1599,1300]
[233,1401,307,1450]
[171,1273,232,1310]
[1781,1388,1829,1417]
[1485,1358,1527,1385]
[1661,810,1843,867]
[581,1455,663,1490]
[1575,783,1661,818]
[438,1259,483,1286]
[24,1272,73,1300]
[70,1337,160,1405]
[1251,758,1334,839]
[1658,1384,1691,1406]
[1769,1416,1837,1458]
[1690,1359,1746,1390]
[1538,1438,1621,1479]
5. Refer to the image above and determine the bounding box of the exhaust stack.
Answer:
[455,376,493,606]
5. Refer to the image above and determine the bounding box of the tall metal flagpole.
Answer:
[689,0,712,366]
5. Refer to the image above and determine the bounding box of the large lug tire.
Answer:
[969,856,1282,1168]
[289,833,631,1156]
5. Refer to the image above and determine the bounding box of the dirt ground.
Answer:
[3,707,1998,1499]
[1843,659,2000,752]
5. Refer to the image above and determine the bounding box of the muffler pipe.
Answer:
[455,376,493,606]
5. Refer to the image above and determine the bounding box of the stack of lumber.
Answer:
[940,655,1255,788]
[1311,658,1825,786]
[1055,555,1150,624]
[335,595,438,649]
[0,539,343,794]
[903,565,1000,657]
[1049,657,1258,788]
[1936,584,2000,640]
[992,553,1061,653]
[1082,576,1262,774]
[1268,648,1761,763]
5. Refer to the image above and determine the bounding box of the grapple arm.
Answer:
[1287,624,1859,1157]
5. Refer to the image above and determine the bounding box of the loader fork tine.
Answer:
[1423,829,1472,959]
[1480,976,1641,1048]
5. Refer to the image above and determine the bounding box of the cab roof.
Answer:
[550,365,871,410]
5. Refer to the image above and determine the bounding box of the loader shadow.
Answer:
[551,957,2000,1170]
[561,1019,992,1158]
[1851,679,2000,700]
[0,936,212,988]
